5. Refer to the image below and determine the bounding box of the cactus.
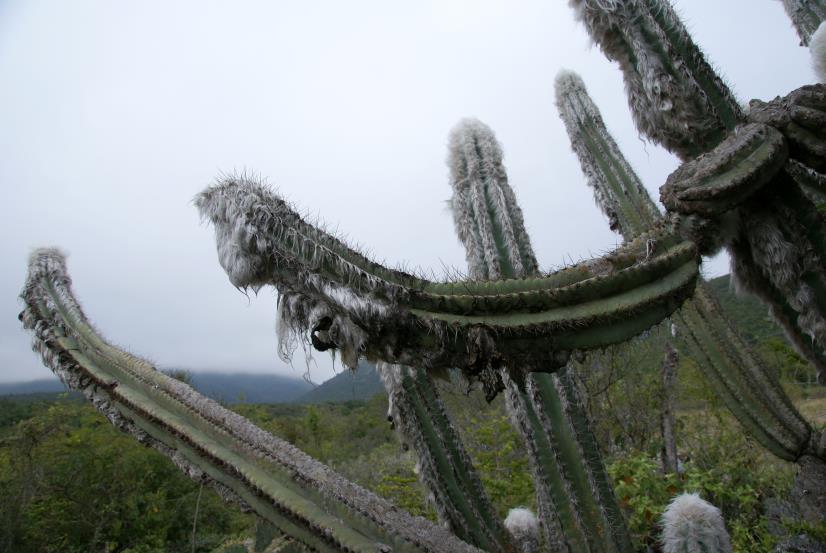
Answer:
[569,0,826,388]
[447,118,634,553]
[781,0,826,46]
[813,23,826,83]
[503,508,539,553]
[194,177,698,378]
[376,362,513,552]
[17,0,826,549]
[555,69,825,465]
[660,493,732,553]
[20,249,483,553]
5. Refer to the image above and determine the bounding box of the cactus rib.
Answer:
[20,249,484,553]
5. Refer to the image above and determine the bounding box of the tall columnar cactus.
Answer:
[781,0,826,46]
[570,0,826,388]
[660,493,732,553]
[555,69,825,465]
[447,118,634,553]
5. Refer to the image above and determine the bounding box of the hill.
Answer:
[0,371,312,405]
[293,361,384,404]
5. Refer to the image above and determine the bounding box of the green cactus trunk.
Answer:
[781,0,826,45]
[447,118,635,553]
[555,70,824,463]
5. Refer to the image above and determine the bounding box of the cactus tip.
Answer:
[503,507,538,540]
[661,493,732,553]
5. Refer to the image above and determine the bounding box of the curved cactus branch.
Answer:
[19,249,484,553]
[195,177,698,377]
[568,0,744,159]
[556,71,824,460]
[447,118,635,553]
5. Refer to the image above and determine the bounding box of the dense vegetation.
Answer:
[1,275,824,552]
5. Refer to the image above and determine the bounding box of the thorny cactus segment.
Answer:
[557,72,824,462]
[534,371,635,553]
[196,177,698,375]
[555,70,661,239]
[19,249,483,553]
[813,22,826,82]
[748,84,826,173]
[675,290,820,461]
[447,119,634,553]
[568,0,743,159]
[727,188,826,385]
[503,508,539,553]
[447,118,539,280]
[781,0,826,46]
[660,493,732,553]
[661,123,787,219]
[377,362,514,553]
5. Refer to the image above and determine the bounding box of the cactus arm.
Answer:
[568,0,744,160]
[447,119,635,553]
[20,249,486,553]
[447,118,539,281]
[555,70,661,238]
[195,177,698,376]
[557,72,823,461]
[378,362,515,552]
[780,0,826,46]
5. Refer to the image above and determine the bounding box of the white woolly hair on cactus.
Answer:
[811,21,826,83]
[661,493,732,553]
[504,508,539,553]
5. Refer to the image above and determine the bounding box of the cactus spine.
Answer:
[447,118,634,553]
[555,70,824,464]
[781,0,826,46]
[660,493,732,553]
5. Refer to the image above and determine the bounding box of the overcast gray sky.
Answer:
[0,1,816,384]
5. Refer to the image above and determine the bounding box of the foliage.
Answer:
[0,400,251,553]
